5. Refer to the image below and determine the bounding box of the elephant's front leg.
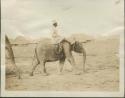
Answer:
[58,58,65,75]
[67,55,76,70]
[63,42,81,75]
[67,55,81,75]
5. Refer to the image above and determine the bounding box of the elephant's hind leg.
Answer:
[30,58,39,76]
[67,56,81,75]
[40,61,48,76]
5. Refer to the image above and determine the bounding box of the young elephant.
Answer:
[30,39,86,76]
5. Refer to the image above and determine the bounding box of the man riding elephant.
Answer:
[51,20,75,54]
[51,20,65,55]
[29,20,86,76]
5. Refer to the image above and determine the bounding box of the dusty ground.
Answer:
[5,36,120,91]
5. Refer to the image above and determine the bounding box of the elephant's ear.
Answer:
[71,41,76,51]
[73,41,83,53]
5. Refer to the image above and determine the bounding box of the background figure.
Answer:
[5,35,21,79]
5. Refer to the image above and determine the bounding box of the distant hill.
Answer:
[67,33,94,43]
[12,36,32,44]
[8,33,120,45]
[10,33,94,44]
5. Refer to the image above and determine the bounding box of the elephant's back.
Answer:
[36,38,54,50]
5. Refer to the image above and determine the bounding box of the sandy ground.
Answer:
[5,36,120,91]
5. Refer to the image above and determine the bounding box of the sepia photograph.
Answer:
[1,0,124,97]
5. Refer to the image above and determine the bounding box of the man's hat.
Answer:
[52,20,58,27]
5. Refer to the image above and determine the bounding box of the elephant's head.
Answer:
[71,41,86,72]
[71,41,84,53]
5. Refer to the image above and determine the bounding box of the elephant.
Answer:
[30,38,86,76]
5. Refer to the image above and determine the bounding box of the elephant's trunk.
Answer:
[82,48,86,72]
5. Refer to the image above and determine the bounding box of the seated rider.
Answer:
[51,20,65,54]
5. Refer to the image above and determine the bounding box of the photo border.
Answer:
[0,0,124,97]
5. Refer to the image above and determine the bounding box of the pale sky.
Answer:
[1,0,124,39]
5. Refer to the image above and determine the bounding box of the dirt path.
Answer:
[6,54,119,91]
